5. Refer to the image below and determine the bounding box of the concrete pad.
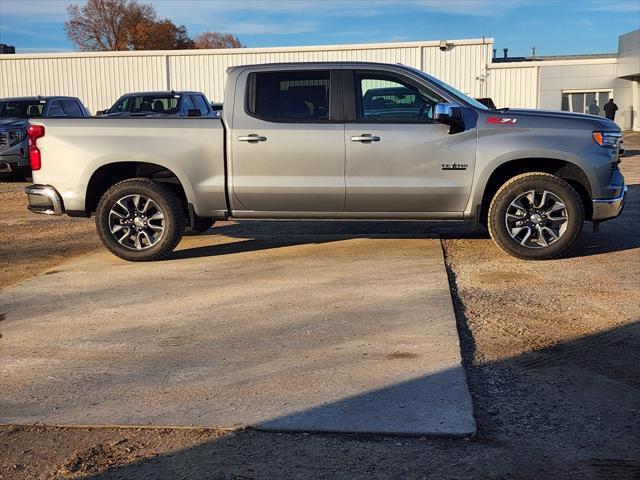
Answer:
[0,230,475,435]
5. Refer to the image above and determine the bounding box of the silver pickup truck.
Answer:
[25,62,626,261]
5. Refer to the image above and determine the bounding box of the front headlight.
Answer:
[592,131,622,148]
[7,129,26,146]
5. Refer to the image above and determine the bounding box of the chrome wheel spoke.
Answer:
[116,228,131,246]
[505,188,569,249]
[108,194,165,251]
[519,227,533,246]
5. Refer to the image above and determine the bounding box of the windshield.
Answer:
[109,94,180,114]
[407,68,489,110]
[0,100,46,118]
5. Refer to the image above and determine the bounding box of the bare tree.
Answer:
[193,32,244,49]
[65,0,153,51]
[127,19,195,50]
[65,0,195,51]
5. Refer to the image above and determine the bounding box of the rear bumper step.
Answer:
[25,185,64,215]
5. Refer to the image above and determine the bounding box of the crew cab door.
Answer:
[344,69,476,213]
[229,69,345,213]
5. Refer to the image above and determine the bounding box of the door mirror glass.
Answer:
[434,102,462,122]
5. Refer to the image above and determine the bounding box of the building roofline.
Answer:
[0,37,494,60]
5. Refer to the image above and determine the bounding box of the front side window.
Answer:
[62,99,83,117]
[356,72,443,122]
[249,70,330,121]
[109,96,131,114]
[48,100,66,117]
[192,95,211,116]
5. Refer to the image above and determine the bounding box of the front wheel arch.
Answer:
[477,158,592,227]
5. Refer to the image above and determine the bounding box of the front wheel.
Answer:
[488,172,584,260]
[96,178,185,261]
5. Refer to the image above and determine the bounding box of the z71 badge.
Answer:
[486,117,518,125]
[441,163,468,171]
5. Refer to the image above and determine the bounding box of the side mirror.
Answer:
[95,109,107,116]
[187,109,201,117]
[434,102,463,122]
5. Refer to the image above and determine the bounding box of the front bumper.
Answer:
[25,185,65,215]
[592,184,627,222]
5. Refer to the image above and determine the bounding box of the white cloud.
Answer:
[0,0,72,21]
[586,0,640,12]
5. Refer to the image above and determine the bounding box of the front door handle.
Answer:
[238,134,267,142]
[350,134,380,143]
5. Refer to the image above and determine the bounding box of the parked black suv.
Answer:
[0,96,90,179]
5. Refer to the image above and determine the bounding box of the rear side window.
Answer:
[47,100,66,117]
[248,70,330,121]
[61,99,83,117]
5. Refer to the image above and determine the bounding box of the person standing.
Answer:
[604,98,618,121]
[588,99,600,115]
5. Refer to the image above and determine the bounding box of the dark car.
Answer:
[98,91,217,118]
[0,96,90,179]
[476,97,497,109]
[362,86,439,120]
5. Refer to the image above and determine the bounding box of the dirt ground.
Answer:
[1,134,639,479]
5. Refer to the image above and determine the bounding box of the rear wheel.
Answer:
[96,178,185,261]
[488,172,584,260]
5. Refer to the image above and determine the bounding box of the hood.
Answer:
[498,108,619,131]
[0,117,28,130]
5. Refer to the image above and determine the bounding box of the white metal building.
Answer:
[0,30,638,130]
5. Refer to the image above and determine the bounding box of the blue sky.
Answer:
[0,0,638,55]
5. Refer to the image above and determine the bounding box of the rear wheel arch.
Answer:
[478,158,593,226]
[85,162,190,217]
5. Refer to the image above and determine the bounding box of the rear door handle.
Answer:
[350,134,380,143]
[238,134,267,142]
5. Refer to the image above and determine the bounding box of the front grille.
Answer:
[0,130,7,148]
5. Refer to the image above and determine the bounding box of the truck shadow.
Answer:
[169,220,476,261]
[170,182,638,261]
[564,182,639,258]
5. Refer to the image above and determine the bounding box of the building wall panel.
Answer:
[487,66,539,109]
[0,39,492,114]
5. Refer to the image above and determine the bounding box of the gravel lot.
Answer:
[1,134,638,479]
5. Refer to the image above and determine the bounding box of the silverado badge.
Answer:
[441,163,469,171]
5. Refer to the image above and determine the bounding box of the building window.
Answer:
[562,91,612,116]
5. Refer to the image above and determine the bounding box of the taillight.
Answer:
[27,125,45,171]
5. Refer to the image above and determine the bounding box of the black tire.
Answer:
[96,178,185,261]
[488,172,584,260]
[185,216,215,235]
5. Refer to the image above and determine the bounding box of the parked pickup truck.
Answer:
[96,91,217,118]
[25,62,626,261]
[0,96,90,178]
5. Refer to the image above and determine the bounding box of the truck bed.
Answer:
[32,117,227,217]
